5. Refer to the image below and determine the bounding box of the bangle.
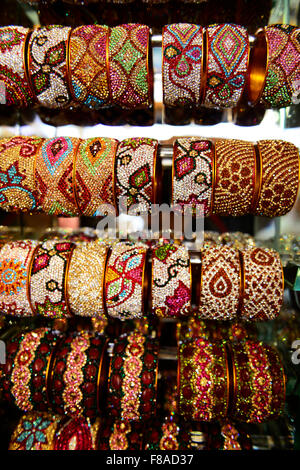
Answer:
[29,240,75,318]
[75,137,118,216]
[97,418,144,450]
[213,139,256,217]
[67,241,109,317]
[104,241,148,320]
[68,25,110,109]
[53,416,94,450]
[253,140,299,217]
[0,26,35,107]
[108,331,159,421]
[198,246,240,320]
[27,26,71,109]
[162,24,203,108]
[145,417,180,450]
[108,24,152,109]
[239,247,283,321]
[0,240,38,316]
[202,24,249,108]
[35,137,81,216]
[178,338,229,421]
[172,138,213,215]
[151,242,191,318]
[115,138,158,214]
[0,137,44,214]
[9,412,61,450]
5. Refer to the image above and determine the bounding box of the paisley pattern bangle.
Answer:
[115,138,158,214]
[203,24,249,108]
[29,240,75,318]
[162,24,203,108]
[108,331,159,421]
[0,240,37,316]
[27,26,71,109]
[178,338,229,421]
[0,136,44,214]
[151,242,191,318]
[75,137,118,216]
[0,26,35,107]
[108,24,152,109]
[104,241,148,320]
[172,138,213,215]
[9,412,61,450]
[240,247,283,321]
[53,417,95,450]
[35,137,81,216]
[68,25,109,109]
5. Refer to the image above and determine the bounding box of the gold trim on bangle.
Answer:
[96,337,109,414]
[251,142,263,213]
[64,244,76,318]
[26,242,40,316]
[199,27,207,105]
[106,27,112,105]
[210,139,216,215]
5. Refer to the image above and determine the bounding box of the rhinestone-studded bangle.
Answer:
[162,24,203,108]
[9,412,62,450]
[151,241,191,318]
[53,416,95,450]
[97,418,144,451]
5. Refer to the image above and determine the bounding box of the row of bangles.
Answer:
[0,22,299,110]
[0,135,299,218]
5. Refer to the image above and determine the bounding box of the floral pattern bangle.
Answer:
[0,136,44,214]
[97,418,144,450]
[203,24,249,109]
[104,241,148,320]
[108,331,159,421]
[9,412,61,450]
[27,26,71,109]
[151,242,191,318]
[0,26,35,107]
[240,247,283,321]
[162,24,203,108]
[0,240,37,316]
[68,25,110,109]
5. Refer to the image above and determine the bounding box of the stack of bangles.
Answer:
[0,136,298,218]
[0,239,284,321]
[0,23,299,110]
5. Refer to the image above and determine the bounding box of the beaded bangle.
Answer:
[67,241,109,317]
[108,331,159,421]
[108,24,152,109]
[203,24,249,108]
[115,138,158,214]
[253,140,299,217]
[75,137,118,216]
[9,412,61,450]
[0,26,35,107]
[162,24,203,108]
[0,137,44,214]
[68,25,110,109]
[198,246,240,320]
[54,417,94,450]
[178,338,229,421]
[97,418,144,450]
[35,137,81,216]
[0,240,37,316]
[213,139,256,217]
[27,26,71,109]
[145,417,180,451]
[29,240,76,318]
[151,242,191,318]
[104,241,148,320]
[240,247,283,321]
[172,138,213,215]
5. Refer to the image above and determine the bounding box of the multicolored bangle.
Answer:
[27,26,71,109]
[0,26,35,107]
[253,140,299,217]
[68,25,110,109]
[108,24,152,109]
[67,241,109,317]
[197,246,240,320]
[53,416,95,450]
[115,138,159,214]
[162,24,203,108]
[29,240,75,318]
[75,137,118,216]
[151,242,191,318]
[35,137,81,216]
[104,241,148,320]
[240,247,283,321]
[97,418,144,450]
[178,337,229,421]
[9,412,61,450]
[172,138,214,215]
[0,240,37,316]
[108,331,159,421]
[0,137,44,214]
